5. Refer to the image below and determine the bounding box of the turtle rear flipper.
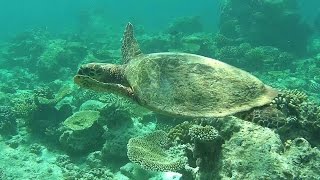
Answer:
[121,22,143,64]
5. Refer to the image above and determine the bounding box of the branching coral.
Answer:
[12,92,37,119]
[245,89,318,132]
[189,125,219,142]
[127,130,187,172]
[272,89,308,116]
[168,121,192,144]
[263,89,320,144]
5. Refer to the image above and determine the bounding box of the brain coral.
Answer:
[127,130,187,172]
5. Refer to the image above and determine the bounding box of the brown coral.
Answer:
[168,121,192,144]
[272,89,308,116]
[189,125,219,142]
[242,106,288,129]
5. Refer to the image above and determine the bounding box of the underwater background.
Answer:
[0,0,320,179]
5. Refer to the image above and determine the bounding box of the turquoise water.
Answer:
[0,0,320,179]
[0,0,221,40]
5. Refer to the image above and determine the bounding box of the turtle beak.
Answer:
[77,67,84,76]
[73,75,83,85]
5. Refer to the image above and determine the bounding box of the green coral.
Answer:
[127,130,187,172]
[63,110,100,131]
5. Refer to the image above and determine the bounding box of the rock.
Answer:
[59,110,105,153]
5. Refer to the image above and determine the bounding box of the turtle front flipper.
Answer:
[74,75,135,100]
[121,22,143,64]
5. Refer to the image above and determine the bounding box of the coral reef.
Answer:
[2,29,48,69]
[166,16,203,36]
[168,121,192,144]
[0,139,63,179]
[283,138,320,179]
[214,43,296,72]
[0,7,319,180]
[218,117,287,179]
[271,90,320,131]
[0,105,17,136]
[63,110,101,131]
[119,163,157,180]
[127,130,187,172]
[59,110,105,153]
[128,116,320,179]
[187,124,223,179]
[10,84,73,141]
[55,154,114,180]
[240,106,288,128]
[272,89,308,117]
[220,0,312,56]
[237,89,320,147]
[138,34,172,53]
[37,40,87,81]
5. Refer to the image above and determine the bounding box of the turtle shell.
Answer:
[125,52,278,118]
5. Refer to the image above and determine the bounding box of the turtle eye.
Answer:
[78,66,90,75]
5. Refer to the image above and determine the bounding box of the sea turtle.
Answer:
[74,23,278,118]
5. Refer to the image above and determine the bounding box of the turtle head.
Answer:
[74,63,129,90]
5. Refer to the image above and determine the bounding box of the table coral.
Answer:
[63,110,100,131]
[127,130,187,172]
